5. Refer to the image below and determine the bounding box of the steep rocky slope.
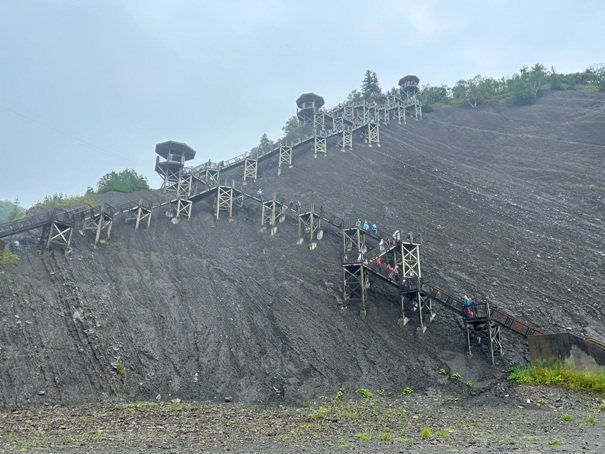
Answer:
[0,90,603,409]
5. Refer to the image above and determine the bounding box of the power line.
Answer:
[0,104,149,168]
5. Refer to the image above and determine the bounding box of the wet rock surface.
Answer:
[0,90,604,450]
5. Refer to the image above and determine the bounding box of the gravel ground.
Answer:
[1,383,603,453]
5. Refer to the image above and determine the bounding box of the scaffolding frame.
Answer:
[243,157,258,182]
[205,167,220,187]
[175,198,192,221]
[215,185,233,221]
[277,144,292,176]
[313,111,325,131]
[261,199,286,236]
[83,214,112,247]
[464,302,504,365]
[367,121,380,147]
[46,220,73,249]
[297,209,322,249]
[342,264,369,316]
[342,227,366,262]
[314,133,327,157]
[125,204,152,230]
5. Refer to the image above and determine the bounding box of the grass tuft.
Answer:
[508,358,605,394]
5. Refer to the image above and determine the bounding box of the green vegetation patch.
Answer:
[508,359,605,395]
[0,248,19,265]
[31,193,97,210]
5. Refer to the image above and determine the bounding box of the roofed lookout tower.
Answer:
[296,93,325,125]
[398,75,422,120]
[155,140,196,195]
[399,75,419,99]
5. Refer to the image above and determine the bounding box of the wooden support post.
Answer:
[125,200,152,230]
[277,144,292,176]
[296,207,322,248]
[415,101,422,120]
[342,265,367,313]
[367,121,380,147]
[135,206,152,230]
[175,199,192,221]
[314,133,326,157]
[243,157,258,182]
[93,213,113,247]
[313,111,325,131]
[177,172,194,198]
[81,205,113,247]
[333,117,343,136]
[380,105,389,124]
[487,307,503,365]
[261,199,278,235]
[342,227,366,262]
[341,128,352,152]
[466,323,472,357]
[46,221,73,249]
[215,185,233,221]
[205,168,220,187]
[398,294,409,326]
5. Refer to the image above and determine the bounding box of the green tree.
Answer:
[586,63,605,91]
[96,168,149,194]
[509,72,535,105]
[282,116,301,135]
[550,67,562,90]
[250,133,274,158]
[419,84,449,105]
[452,75,496,108]
[347,89,363,103]
[507,64,547,105]
[528,63,548,96]
[361,70,381,98]
[0,199,25,223]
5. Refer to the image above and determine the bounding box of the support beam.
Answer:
[261,199,286,235]
[488,322,503,365]
[342,264,369,316]
[343,105,353,121]
[215,185,233,221]
[243,157,258,182]
[81,205,113,247]
[367,121,380,147]
[339,128,352,152]
[416,292,435,333]
[398,294,410,326]
[342,227,366,262]
[297,208,322,249]
[277,144,292,176]
[175,198,192,221]
[125,200,153,230]
[159,164,181,193]
[333,117,343,134]
[397,240,430,332]
[135,206,152,230]
[380,105,389,124]
[314,133,327,157]
[415,100,422,120]
[205,168,220,187]
[46,221,73,249]
[313,111,325,131]
[177,172,194,198]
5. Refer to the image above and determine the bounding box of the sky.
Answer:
[1,0,603,208]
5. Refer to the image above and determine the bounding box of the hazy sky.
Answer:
[1,0,603,207]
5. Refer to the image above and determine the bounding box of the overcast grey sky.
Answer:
[1,0,603,207]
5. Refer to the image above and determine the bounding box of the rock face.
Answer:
[1,90,604,408]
